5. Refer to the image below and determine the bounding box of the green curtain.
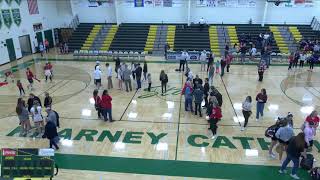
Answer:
[15,0,21,5]
[11,9,21,26]
[2,9,12,28]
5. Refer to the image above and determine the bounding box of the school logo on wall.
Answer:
[1,9,12,28]
[15,0,21,5]
[11,9,21,26]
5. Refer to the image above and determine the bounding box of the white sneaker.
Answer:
[269,153,276,159]
[211,136,216,139]
[290,174,300,179]
[278,169,286,174]
[256,118,259,121]
[240,127,245,131]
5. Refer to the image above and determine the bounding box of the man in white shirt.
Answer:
[106,63,113,89]
[179,50,189,72]
[200,50,207,71]
[93,66,102,89]
[199,17,206,31]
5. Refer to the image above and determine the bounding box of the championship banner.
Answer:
[144,0,154,7]
[134,0,144,7]
[2,9,12,28]
[11,9,21,26]
[15,0,21,5]
[154,0,162,7]
[5,0,12,4]
[163,0,172,7]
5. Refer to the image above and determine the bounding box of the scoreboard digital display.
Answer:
[1,148,55,179]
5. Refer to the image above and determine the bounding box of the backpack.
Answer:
[53,110,60,128]
[311,167,320,180]
[301,154,314,170]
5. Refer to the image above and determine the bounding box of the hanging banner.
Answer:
[11,9,21,26]
[134,0,144,7]
[5,0,12,4]
[2,9,12,28]
[163,0,172,7]
[15,0,21,5]
[144,0,154,7]
[154,0,162,7]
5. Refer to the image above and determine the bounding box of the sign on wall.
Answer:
[1,9,12,28]
[134,0,144,7]
[15,0,21,5]
[11,8,21,26]
[196,0,256,7]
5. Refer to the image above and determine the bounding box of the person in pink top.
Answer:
[303,121,316,152]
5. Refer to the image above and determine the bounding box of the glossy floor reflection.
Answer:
[0,54,319,179]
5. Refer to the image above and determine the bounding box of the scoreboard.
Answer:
[1,148,55,179]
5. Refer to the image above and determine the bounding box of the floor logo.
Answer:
[137,85,181,99]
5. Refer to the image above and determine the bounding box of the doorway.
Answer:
[44,29,54,48]
[5,38,16,62]
[19,35,32,56]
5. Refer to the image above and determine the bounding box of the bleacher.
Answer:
[236,24,280,53]
[297,25,319,41]
[68,23,94,52]
[109,24,149,51]
[174,24,210,51]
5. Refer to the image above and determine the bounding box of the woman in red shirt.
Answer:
[93,90,102,119]
[288,52,294,70]
[100,90,114,122]
[256,88,267,121]
[209,101,222,139]
[305,110,319,128]
[26,68,34,89]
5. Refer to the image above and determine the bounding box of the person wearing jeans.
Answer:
[159,70,168,95]
[182,81,193,112]
[279,132,306,180]
[123,65,132,92]
[256,88,267,121]
[209,102,222,139]
[193,84,203,117]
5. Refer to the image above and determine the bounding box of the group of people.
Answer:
[263,110,320,179]
[288,49,319,71]
[15,92,60,150]
[59,42,69,54]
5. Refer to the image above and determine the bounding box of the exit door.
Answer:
[6,38,16,62]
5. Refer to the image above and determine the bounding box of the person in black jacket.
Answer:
[203,78,210,108]
[279,133,306,179]
[134,64,142,90]
[115,57,120,74]
[44,92,52,108]
[193,75,203,89]
[42,119,59,150]
[210,87,223,107]
[207,53,214,72]
[143,61,148,81]
[27,93,42,112]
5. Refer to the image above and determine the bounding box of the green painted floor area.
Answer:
[55,153,310,180]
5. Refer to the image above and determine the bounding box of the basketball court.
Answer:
[0,50,319,179]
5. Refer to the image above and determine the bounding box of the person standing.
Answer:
[44,92,52,108]
[308,54,316,72]
[240,43,246,63]
[106,63,113,89]
[39,42,45,57]
[123,64,132,92]
[209,100,222,139]
[16,98,31,136]
[26,68,34,90]
[143,61,148,81]
[220,57,227,77]
[16,80,25,97]
[293,51,300,69]
[288,52,294,70]
[193,75,203,89]
[115,57,120,75]
[256,88,267,121]
[179,50,189,72]
[27,93,42,112]
[200,50,207,71]
[30,100,44,137]
[117,64,123,90]
[135,63,142,90]
[305,110,319,128]
[45,107,58,127]
[304,122,316,152]
[241,96,252,131]
[299,51,307,68]
[208,64,215,87]
[101,90,114,122]
[193,84,204,117]
[215,58,220,74]
[226,54,233,73]
[147,73,152,92]
[93,89,102,119]
[44,63,52,82]
[258,61,266,82]
[275,120,294,161]
[182,81,193,112]
[44,39,49,53]
[279,133,306,180]
[159,70,168,95]
[207,53,214,72]
[93,66,102,89]
[42,118,59,150]
[164,43,170,60]
[203,78,210,108]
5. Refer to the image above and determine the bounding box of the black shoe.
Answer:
[110,120,115,122]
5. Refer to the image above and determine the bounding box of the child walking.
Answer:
[147,73,152,92]
[16,80,25,96]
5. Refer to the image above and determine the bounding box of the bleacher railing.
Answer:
[311,16,320,31]
[68,15,80,30]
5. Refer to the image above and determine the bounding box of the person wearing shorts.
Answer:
[276,121,294,160]
[93,66,102,89]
